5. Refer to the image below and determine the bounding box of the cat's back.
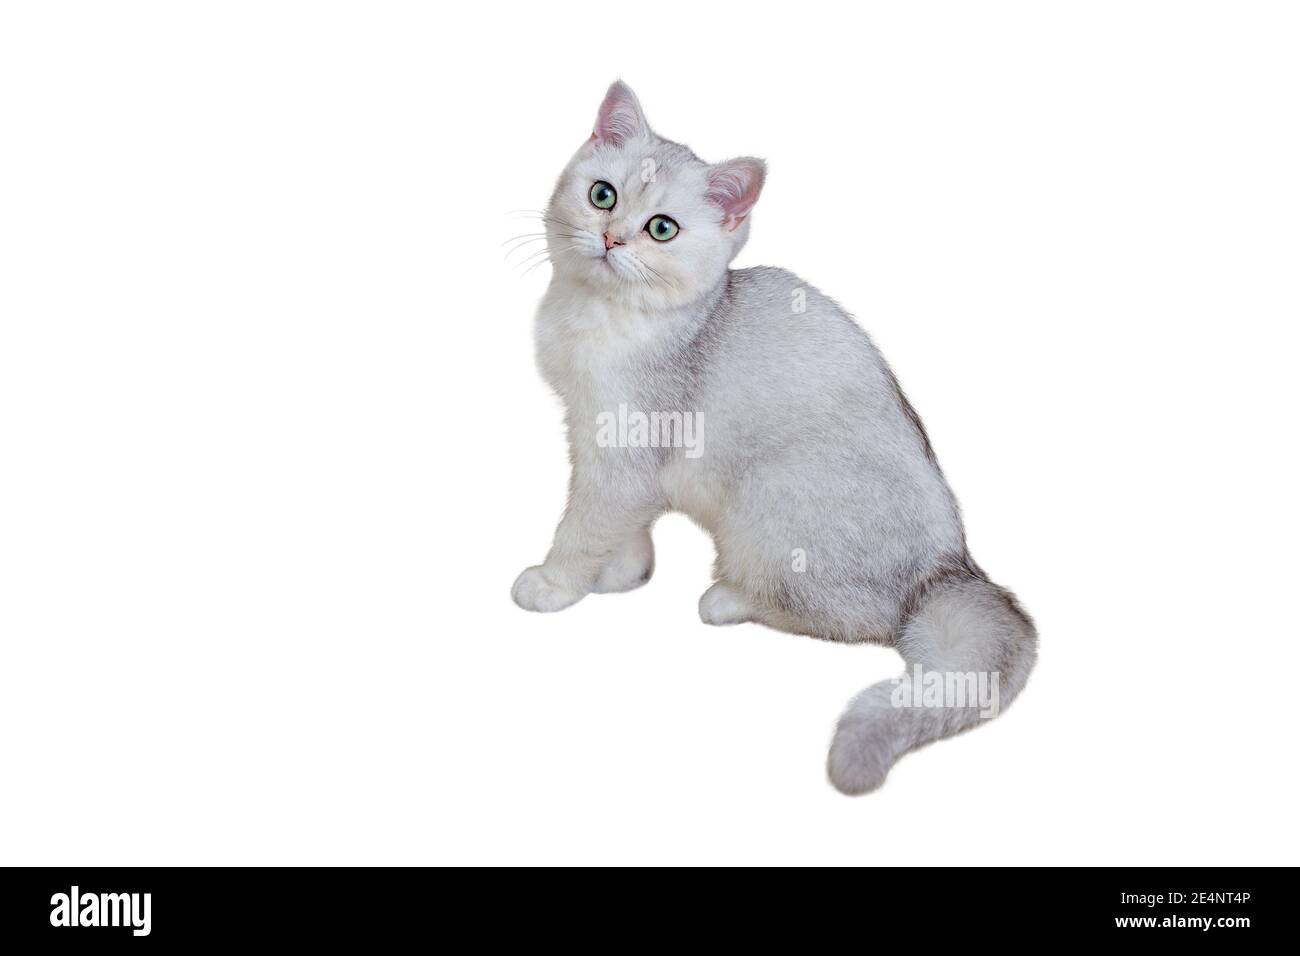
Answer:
[700,266,898,425]
[688,266,965,632]
[696,264,959,531]
[716,266,887,373]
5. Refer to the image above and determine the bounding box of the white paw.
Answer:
[698,582,755,626]
[511,566,583,613]
[592,536,654,594]
[826,722,891,796]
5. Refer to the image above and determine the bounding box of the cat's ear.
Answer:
[706,158,766,231]
[592,80,648,147]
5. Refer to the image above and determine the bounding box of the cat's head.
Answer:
[544,81,765,309]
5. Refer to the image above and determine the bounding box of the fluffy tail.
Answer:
[827,570,1037,795]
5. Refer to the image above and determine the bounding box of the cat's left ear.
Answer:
[706,158,766,231]
[592,80,649,146]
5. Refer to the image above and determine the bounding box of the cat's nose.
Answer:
[603,232,624,250]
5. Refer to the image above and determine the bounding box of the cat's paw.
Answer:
[511,566,584,613]
[592,535,654,594]
[698,582,756,626]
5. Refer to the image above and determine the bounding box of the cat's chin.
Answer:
[557,258,650,294]
[552,257,708,313]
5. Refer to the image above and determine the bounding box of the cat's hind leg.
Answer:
[698,581,760,626]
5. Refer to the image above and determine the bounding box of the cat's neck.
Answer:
[542,270,728,344]
[536,272,730,403]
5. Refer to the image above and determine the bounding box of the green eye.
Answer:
[646,215,679,241]
[589,181,617,210]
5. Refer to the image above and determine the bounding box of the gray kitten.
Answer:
[513,81,1037,794]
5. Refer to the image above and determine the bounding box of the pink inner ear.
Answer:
[594,82,646,147]
[707,159,766,230]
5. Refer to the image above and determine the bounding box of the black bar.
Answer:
[0,867,1286,945]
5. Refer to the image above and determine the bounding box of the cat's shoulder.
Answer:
[729,265,804,300]
[727,266,855,326]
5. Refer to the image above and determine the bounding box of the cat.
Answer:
[512,81,1037,794]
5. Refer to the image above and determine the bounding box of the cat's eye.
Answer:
[589,181,617,210]
[646,215,679,241]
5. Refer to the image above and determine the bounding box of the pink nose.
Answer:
[603,232,623,250]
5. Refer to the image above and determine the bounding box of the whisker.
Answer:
[503,237,549,260]
[624,254,679,292]
[514,241,584,278]
[501,232,547,247]
[514,246,553,267]
[541,214,582,231]
[521,256,553,278]
[503,230,591,264]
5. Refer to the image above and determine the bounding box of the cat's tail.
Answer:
[827,568,1037,795]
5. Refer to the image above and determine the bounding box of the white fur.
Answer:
[514,82,1037,793]
[698,582,757,626]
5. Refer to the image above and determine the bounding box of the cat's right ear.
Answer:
[591,80,648,147]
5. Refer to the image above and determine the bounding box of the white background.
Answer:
[2,2,1297,865]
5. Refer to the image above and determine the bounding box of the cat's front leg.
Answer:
[591,530,654,593]
[510,564,586,613]
[512,464,660,613]
[512,530,652,612]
